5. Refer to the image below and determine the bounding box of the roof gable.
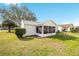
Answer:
[43,20,57,26]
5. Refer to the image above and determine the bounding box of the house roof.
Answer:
[59,24,73,29]
[23,20,39,25]
[23,20,57,26]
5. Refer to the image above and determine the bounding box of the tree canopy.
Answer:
[0,4,37,26]
[2,20,17,32]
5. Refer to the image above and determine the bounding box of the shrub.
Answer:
[75,28,79,33]
[57,30,60,33]
[71,27,79,33]
[70,28,75,33]
[15,28,26,38]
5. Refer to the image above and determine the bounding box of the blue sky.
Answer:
[0,3,79,26]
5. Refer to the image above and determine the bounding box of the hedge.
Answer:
[15,28,26,38]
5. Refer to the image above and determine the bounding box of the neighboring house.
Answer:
[59,24,74,32]
[21,20,57,37]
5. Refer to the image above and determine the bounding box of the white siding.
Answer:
[66,27,71,31]
[58,26,62,32]
[24,25,36,36]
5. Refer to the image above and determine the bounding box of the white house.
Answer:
[57,25,62,32]
[21,20,57,37]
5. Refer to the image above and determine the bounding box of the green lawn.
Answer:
[0,31,79,56]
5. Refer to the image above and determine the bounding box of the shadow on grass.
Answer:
[19,36,35,41]
[48,33,78,41]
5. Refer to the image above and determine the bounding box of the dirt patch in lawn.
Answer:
[48,41,67,49]
[47,41,68,55]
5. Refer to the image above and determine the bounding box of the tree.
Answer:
[2,20,17,32]
[75,27,79,32]
[0,24,1,27]
[71,26,79,33]
[0,4,37,26]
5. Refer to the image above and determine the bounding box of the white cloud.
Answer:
[60,19,79,26]
[61,20,72,24]
[63,22,71,24]
[62,20,79,26]
[73,20,79,26]
[3,3,17,6]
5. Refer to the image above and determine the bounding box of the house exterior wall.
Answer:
[21,20,37,36]
[66,27,71,31]
[24,24,36,36]
[58,26,62,32]
[67,25,74,31]
[54,25,57,34]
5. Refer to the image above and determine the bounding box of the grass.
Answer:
[0,31,79,56]
[0,30,15,33]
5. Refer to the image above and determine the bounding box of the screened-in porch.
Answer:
[36,26,56,37]
[22,20,57,37]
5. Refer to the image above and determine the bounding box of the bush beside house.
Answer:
[15,28,26,37]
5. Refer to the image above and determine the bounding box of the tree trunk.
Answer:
[8,26,11,32]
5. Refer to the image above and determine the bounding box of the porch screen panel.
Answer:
[44,26,49,34]
[52,27,55,33]
[49,26,52,33]
[44,26,55,34]
[36,26,42,34]
[49,26,55,33]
